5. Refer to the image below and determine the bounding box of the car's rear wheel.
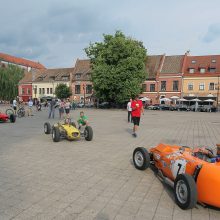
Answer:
[52,127,60,142]
[44,122,51,134]
[133,147,150,170]
[84,126,93,141]
[6,109,14,116]
[9,114,16,123]
[174,174,197,209]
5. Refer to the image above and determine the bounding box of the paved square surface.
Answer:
[0,106,220,220]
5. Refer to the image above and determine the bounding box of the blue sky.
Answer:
[0,0,220,68]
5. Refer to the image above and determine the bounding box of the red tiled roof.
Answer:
[184,55,220,76]
[0,52,46,69]
[146,55,164,79]
[161,55,184,74]
[72,59,91,81]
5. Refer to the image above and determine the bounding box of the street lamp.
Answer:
[83,83,86,107]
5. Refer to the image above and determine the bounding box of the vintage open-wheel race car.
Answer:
[44,119,93,142]
[0,112,16,123]
[133,143,220,209]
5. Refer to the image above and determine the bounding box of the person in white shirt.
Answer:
[28,98,33,116]
[127,98,132,123]
[13,98,17,114]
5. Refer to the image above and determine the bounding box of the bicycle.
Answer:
[6,106,25,118]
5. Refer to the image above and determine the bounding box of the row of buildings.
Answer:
[1,52,220,104]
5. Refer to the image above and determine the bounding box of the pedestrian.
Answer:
[28,98,34,116]
[48,98,56,119]
[127,98,132,122]
[12,97,17,115]
[131,96,144,137]
[58,99,65,119]
[64,98,71,117]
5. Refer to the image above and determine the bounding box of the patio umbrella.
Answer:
[140,97,151,102]
[191,98,201,112]
[160,97,171,102]
[178,98,187,101]
[204,99,214,111]
[170,96,179,99]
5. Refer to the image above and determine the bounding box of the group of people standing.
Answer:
[127,96,144,138]
[48,98,71,119]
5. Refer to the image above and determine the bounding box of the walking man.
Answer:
[131,96,144,137]
[48,98,56,119]
[127,98,132,122]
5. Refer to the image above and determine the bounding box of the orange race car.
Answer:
[133,143,220,209]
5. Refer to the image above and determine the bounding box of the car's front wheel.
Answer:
[133,147,150,170]
[52,127,60,142]
[174,174,197,209]
[84,126,93,141]
[44,122,51,134]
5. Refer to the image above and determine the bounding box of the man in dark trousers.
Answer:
[131,96,144,137]
[127,98,132,122]
[48,98,56,119]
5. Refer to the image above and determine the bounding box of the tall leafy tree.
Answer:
[55,83,72,99]
[85,31,147,104]
[0,64,24,101]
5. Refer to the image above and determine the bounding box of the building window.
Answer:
[47,88,49,94]
[173,81,179,91]
[161,81,166,91]
[209,83,215,90]
[75,85,81,94]
[209,68,216,73]
[22,88,25,95]
[199,83,205,90]
[39,88,41,94]
[200,68,206,73]
[189,68,195,73]
[142,84,146,92]
[86,85,92,94]
[191,60,196,64]
[212,59,216,63]
[42,88,45,94]
[50,88,53,94]
[150,84,155,92]
[75,74,81,79]
[188,83,193,91]
[62,76,69,81]
[27,88,30,94]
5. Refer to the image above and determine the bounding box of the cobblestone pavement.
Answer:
[0,106,220,220]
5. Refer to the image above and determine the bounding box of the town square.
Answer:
[1,0,220,220]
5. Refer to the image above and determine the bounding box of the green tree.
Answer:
[55,83,72,99]
[0,64,24,101]
[85,30,147,104]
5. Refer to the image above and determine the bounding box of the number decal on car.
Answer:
[171,159,187,178]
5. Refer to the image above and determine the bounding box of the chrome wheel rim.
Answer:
[134,151,144,167]
[52,130,55,139]
[44,125,47,133]
[176,180,188,204]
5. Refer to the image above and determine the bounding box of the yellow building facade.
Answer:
[182,76,219,101]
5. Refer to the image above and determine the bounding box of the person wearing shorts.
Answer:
[131,96,144,137]
[77,111,88,129]
[13,98,17,114]
[65,98,71,117]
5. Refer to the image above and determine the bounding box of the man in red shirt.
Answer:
[131,96,144,137]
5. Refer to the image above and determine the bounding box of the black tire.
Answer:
[84,126,93,141]
[52,127,60,142]
[6,109,14,116]
[174,174,197,210]
[9,114,16,123]
[133,147,150,170]
[44,122,51,134]
[70,122,76,128]
[17,109,25,118]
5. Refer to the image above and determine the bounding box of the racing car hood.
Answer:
[197,162,220,207]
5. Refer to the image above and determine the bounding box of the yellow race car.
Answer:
[44,119,93,142]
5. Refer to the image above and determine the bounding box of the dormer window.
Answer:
[62,76,69,81]
[189,68,195,73]
[200,68,206,73]
[75,73,81,79]
[209,67,216,73]
[212,59,216,63]
[191,60,196,64]
[49,76,55,80]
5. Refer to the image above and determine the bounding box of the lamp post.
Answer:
[83,83,86,107]
[217,75,220,111]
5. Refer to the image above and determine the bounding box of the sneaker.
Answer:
[132,133,137,138]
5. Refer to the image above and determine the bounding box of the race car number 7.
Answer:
[171,159,187,179]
